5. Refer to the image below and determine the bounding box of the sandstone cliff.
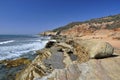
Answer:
[42,14,120,39]
[52,14,120,35]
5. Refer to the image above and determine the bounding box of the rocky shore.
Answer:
[7,35,118,80]
[1,14,120,80]
[0,53,37,80]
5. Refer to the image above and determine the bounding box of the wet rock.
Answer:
[2,58,31,68]
[0,58,29,80]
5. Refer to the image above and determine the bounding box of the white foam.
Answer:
[0,40,15,45]
[36,40,42,42]
[49,39,56,42]
[0,40,48,60]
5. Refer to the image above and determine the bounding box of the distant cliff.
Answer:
[49,14,120,37]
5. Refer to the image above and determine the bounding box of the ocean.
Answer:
[0,35,50,60]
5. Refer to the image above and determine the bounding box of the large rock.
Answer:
[15,43,75,80]
[73,40,114,59]
[0,58,32,80]
[39,56,120,80]
[16,45,71,80]
[16,49,53,80]
[3,58,31,68]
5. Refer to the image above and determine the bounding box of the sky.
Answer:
[0,0,120,34]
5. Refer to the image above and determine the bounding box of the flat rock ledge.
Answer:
[36,56,120,80]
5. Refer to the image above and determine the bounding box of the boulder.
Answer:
[73,40,114,59]
[3,58,31,68]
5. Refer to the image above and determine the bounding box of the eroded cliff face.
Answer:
[59,24,120,39]
[60,23,95,37]
[48,14,120,40]
[15,39,120,80]
[42,23,120,42]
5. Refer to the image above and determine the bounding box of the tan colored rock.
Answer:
[16,43,74,80]
[90,41,114,58]
[15,40,115,80]
[56,42,73,49]
[74,40,114,59]
[111,32,120,40]
[63,51,73,67]
[40,31,58,36]
[16,58,46,80]
[16,49,52,80]
[38,56,120,80]
[36,49,52,59]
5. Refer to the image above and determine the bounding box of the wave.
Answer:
[0,40,48,60]
[35,40,41,42]
[0,40,15,45]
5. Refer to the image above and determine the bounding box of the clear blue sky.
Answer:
[0,0,120,34]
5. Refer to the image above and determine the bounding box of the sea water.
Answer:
[0,35,50,60]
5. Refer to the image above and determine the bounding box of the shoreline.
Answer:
[0,36,51,80]
[0,35,120,80]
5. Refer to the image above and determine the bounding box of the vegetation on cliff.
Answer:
[53,14,120,32]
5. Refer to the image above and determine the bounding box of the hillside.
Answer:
[41,14,118,38]
[53,14,120,32]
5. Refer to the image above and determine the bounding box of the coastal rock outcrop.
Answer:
[2,58,31,68]
[16,49,53,80]
[40,31,58,36]
[15,39,116,80]
[0,58,31,80]
[38,55,120,80]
